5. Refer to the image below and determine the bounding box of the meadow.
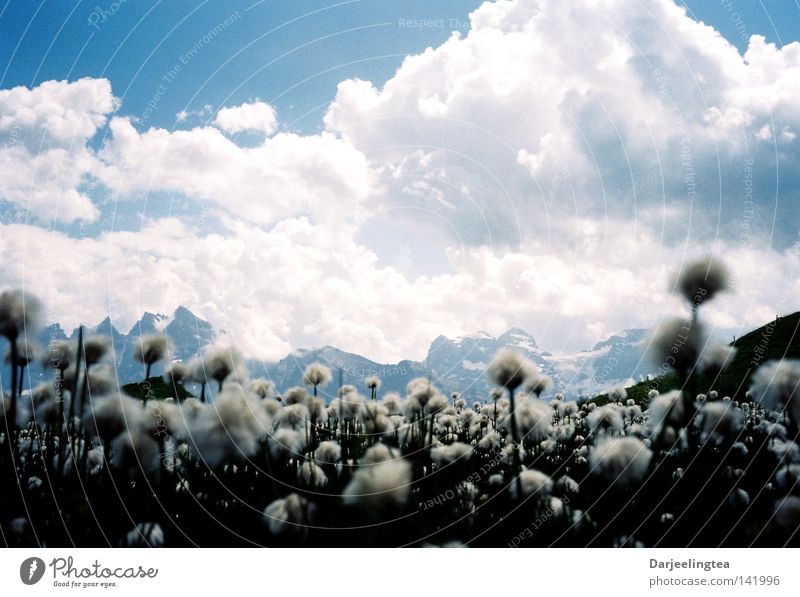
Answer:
[1,257,799,547]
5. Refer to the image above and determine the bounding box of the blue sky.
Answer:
[2,0,798,134]
[1,0,481,134]
[1,0,800,363]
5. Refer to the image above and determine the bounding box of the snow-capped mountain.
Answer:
[543,329,651,399]
[423,327,556,398]
[15,309,652,400]
[25,306,217,388]
[252,346,431,401]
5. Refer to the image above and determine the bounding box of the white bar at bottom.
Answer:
[1,548,798,596]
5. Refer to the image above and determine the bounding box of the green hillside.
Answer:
[122,376,194,401]
[589,311,800,407]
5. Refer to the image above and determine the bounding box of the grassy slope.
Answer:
[587,311,800,407]
[122,376,194,401]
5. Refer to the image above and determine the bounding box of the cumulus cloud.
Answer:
[325,0,800,248]
[213,101,278,135]
[0,77,116,143]
[2,211,797,362]
[95,117,373,226]
[0,77,115,222]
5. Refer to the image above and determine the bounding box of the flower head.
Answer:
[303,363,332,388]
[314,440,341,464]
[263,494,317,538]
[673,256,730,307]
[487,349,537,391]
[0,290,42,340]
[249,378,275,400]
[501,396,552,442]
[750,360,800,424]
[696,401,743,445]
[431,442,473,467]
[134,334,171,367]
[44,340,73,371]
[589,437,652,487]
[189,384,271,466]
[202,347,242,385]
[511,469,553,500]
[83,336,110,366]
[163,362,190,386]
[343,459,412,511]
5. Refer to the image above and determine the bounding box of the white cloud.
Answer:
[213,101,278,135]
[325,0,800,248]
[0,77,116,144]
[95,117,374,226]
[2,211,796,362]
[0,145,100,222]
[0,78,115,222]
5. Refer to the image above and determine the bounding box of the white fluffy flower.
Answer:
[83,335,110,366]
[698,343,737,375]
[673,256,730,307]
[343,459,412,510]
[555,475,579,496]
[750,360,800,425]
[647,390,685,432]
[359,402,392,435]
[696,401,743,444]
[134,335,171,367]
[263,493,316,537]
[84,393,144,441]
[299,461,328,488]
[487,349,538,391]
[0,289,42,340]
[478,431,502,450]
[201,347,242,387]
[586,404,624,435]
[360,442,400,464]
[189,385,271,466]
[303,363,332,388]
[268,427,306,460]
[314,440,342,464]
[589,437,652,486]
[249,378,275,400]
[501,396,552,442]
[431,442,473,467]
[608,387,627,402]
[381,392,402,415]
[511,469,553,499]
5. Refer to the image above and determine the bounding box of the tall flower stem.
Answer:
[508,386,522,498]
[17,363,26,398]
[9,338,18,427]
[79,364,92,419]
[68,326,84,428]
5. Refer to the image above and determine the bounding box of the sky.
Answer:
[1,0,800,363]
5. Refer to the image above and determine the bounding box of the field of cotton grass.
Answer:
[1,257,799,547]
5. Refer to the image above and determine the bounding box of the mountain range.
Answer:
[9,306,653,401]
